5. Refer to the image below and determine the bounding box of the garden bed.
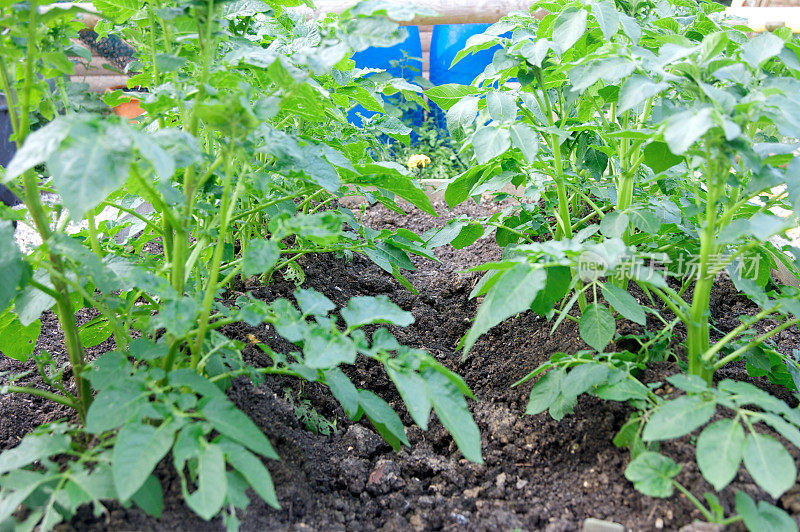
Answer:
[3,198,799,531]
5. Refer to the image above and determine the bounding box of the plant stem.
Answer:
[1,385,77,409]
[714,317,800,369]
[672,480,713,522]
[191,152,242,367]
[86,210,103,256]
[686,157,722,384]
[701,307,774,363]
[11,2,91,420]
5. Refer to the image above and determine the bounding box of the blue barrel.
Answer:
[430,24,497,86]
[429,24,500,130]
[0,94,21,207]
[348,27,423,129]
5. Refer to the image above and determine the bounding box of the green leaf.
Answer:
[357,390,409,450]
[599,211,629,238]
[736,492,799,532]
[741,32,785,69]
[113,422,176,501]
[387,366,431,429]
[0,473,46,523]
[48,124,133,218]
[359,171,437,216]
[92,0,142,22]
[472,126,511,165]
[696,419,745,491]
[487,91,517,123]
[530,266,571,316]
[510,123,539,164]
[303,328,356,368]
[341,295,413,328]
[579,303,615,352]
[760,413,800,449]
[131,132,175,180]
[663,107,713,155]
[618,13,641,44]
[743,433,796,499]
[131,475,164,518]
[446,96,478,132]
[426,369,483,463]
[220,440,280,510]
[0,431,71,475]
[169,369,225,400]
[202,398,279,459]
[700,32,729,64]
[666,374,708,393]
[151,297,199,337]
[463,264,546,355]
[325,367,360,418]
[591,0,619,40]
[0,311,40,362]
[569,57,634,92]
[552,8,588,53]
[595,378,651,402]
[519,39,552,67]
[155,53,186,73]
[14,270,56,326]
[4,119,71,181]
[0,221,23,311]
[643,141,683,173]
[425,84,480,111]
[185,444,227,521]
[601,284,646,325]
[624,452,680,498]
[295,288,334,317]
[617,75,668,114]
[451,223,484,249]
[526,368,563,416]
[86,382,147,434]
[242,239,280,276]
[563,363,610,396]
[642,395,716,441]
[78,317,114,348]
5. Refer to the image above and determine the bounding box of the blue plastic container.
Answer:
[348,26,423,129]
[429,24,500,130]
[430,23,497,86]
[0,95,21,208]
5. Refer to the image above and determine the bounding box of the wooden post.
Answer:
[310,0,548,24]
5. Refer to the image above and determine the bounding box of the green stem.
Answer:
[18,1,37,140]
[701,307,775,363]
[13,4,92,420]
[535,76,571,240]
[1,385,77,409]
[191,154,243,367]
[687,158,722,384]
[672,481,713,522]
[714,317,800,369]
[208,365,302,383]
[86,210,103,256]
[0,56,20,137]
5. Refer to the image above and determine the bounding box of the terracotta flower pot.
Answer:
[107,85,145,120]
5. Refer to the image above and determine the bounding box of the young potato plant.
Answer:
[0,0,481,528]
[437,0,800,526]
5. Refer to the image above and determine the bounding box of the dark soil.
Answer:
[3,197,800,531]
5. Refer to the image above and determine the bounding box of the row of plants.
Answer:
[423,0,800,527]
[0,0,482,528]
[3,0,800,528]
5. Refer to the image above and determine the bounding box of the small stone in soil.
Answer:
[582,517,625,532]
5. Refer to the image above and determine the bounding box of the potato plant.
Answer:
[436,0,800,527]
[0,0,482,528]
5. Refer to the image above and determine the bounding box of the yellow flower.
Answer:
[407,154,431,169]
